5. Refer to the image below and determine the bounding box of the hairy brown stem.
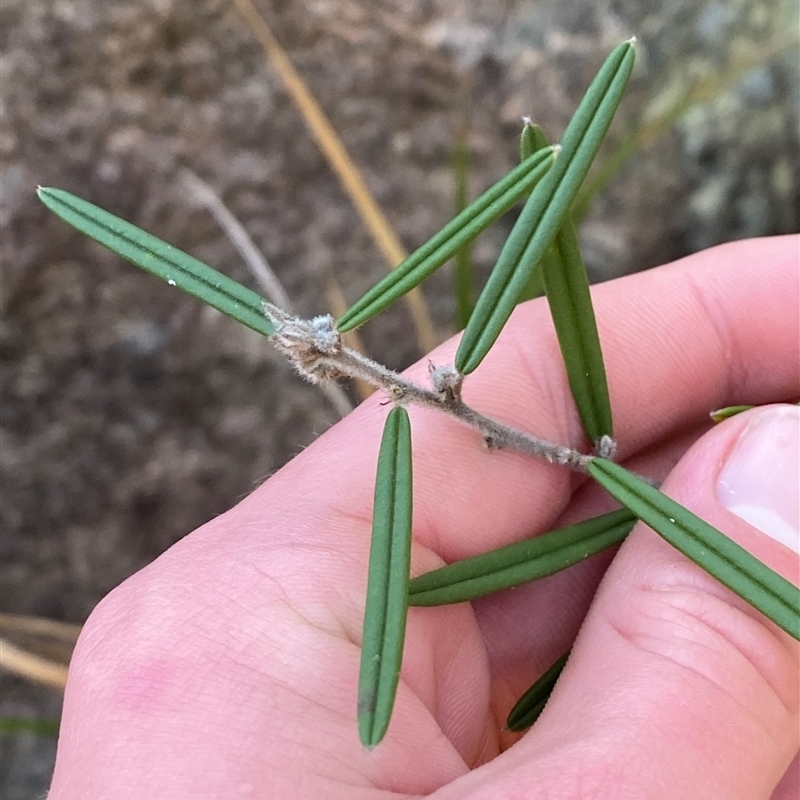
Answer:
[265,303,596,471]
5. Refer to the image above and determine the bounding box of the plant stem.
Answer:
[265,303,593,471]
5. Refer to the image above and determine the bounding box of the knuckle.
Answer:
[606,564,799,725]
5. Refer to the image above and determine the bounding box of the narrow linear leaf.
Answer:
[358,406,414,748]
[711,402,799,423]
[520,117,539,163]
[528,123,613,441]
[37,187,275,338]
[408,509,634,607]
[517,120,551,303]
[544,222,613,441]
[452,129,475,330]
[506,651,569,732]
[588,458,800,640]
[337,147,557,332]
[455,40,635,375]
[710,405,754,423]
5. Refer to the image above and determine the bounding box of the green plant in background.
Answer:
[0,717,60,737]
[37,39,800,749]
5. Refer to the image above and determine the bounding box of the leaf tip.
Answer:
[709,404,753,423]
[626,35,637,46]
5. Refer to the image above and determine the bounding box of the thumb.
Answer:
[443,404,800,800]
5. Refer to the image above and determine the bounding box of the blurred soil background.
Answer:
[1,0,798,795]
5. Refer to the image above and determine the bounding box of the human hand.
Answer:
[49,236,799,799]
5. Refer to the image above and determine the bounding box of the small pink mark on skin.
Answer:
[113,658,176,714]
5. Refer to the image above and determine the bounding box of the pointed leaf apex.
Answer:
[37,186,275,338]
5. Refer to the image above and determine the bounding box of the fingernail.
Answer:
[717,405,800,554]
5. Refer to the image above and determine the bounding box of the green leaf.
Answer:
[520,118,539,163]
[408,509,634,606]
[711,402,799,423]
[543,219,613,440]
[506,651,569,732]
[337,147,557,332]
[532,123,613,440]
[516,120,551,303]
[358,406,414,748]
[518,122,614,440]
[452,129,475,330]
[37,187,274,338]
[455,40,635,375]
[588,458,800,640]
[710,405,754,423]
